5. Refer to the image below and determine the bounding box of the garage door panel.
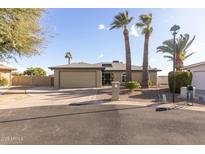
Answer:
[60,71,96,88]
[192,71,205,90]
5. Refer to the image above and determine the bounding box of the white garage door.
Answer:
[59,71,96,88]
[192,71,205,90]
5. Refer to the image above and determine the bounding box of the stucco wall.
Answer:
[0,70,12,86]
[185,64,205,90]
[53,68,158,88]
[157,76,168,85]
[112,71,157,85]
[12,76,53,86]
[53,68,102,89]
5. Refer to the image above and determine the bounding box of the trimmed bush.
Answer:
[168,71,192,93]
[0,78,8,86]
[148,80,153,88]
[126,81,141,91]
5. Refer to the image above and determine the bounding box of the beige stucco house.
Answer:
[0,64,16,86]
[49,61,161,89]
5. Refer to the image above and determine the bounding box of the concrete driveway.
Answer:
[0,86,100,110]
[0,104,205,144]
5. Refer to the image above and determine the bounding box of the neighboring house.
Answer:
[49,61,161,89]
[0,64,16,86]
[184,61,205,92]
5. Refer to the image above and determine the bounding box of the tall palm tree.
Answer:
[136,13,153,88]
[110,10,133,82]
[65,52,72,64]
[157,34,195,71]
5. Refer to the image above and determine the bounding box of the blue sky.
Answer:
[5,8,205,75]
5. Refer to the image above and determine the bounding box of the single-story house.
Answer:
[184,61,205,92]
[0,64,16,86]
[49,61,161,89]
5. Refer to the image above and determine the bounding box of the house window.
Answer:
[122,73,126,83]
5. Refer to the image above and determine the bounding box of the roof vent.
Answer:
[113,60,119,63]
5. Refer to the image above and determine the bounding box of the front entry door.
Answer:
[102,73,112,85]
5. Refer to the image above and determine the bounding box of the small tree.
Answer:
[24,67,47,76]
[0,78,8,86]
[0,9,44,61]
[168,71,192,93]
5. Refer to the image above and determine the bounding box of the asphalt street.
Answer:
[0,104,205,144]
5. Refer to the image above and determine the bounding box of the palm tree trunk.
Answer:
[176,58,183,71]
[123,28,132,82]
[142,32,150,88]
[68,58,70,64]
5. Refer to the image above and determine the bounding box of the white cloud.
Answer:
[44,68,54,76]
[97,53,104,58]
[130,25,139,37]
[98,24,110,31]
[16,67,26,73]
[98,24,106,30]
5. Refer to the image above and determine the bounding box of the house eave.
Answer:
[183,61,205,70]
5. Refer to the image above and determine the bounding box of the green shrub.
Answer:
[0,78,8,86]
[168,71,192,93]
[126,81,141,91]
[148,80,153,88]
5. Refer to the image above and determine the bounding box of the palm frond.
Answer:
[156,46,173,55]
[184,35,196,51]
[157,33,196,64]
[110,10,133,30]
[162,39,174,49]
[139,13,152,25]
[136,22,145,27]
[163,55,173,60]
[184,52,195,60]
[136,13,152,35]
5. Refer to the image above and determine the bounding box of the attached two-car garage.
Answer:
[59,71,97,88]
[49,63,103,89]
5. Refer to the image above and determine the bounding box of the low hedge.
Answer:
[0,78,8,86]
[168,71,192,93]
[126,81,141,91]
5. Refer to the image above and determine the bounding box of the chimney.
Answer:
[113,60,119,63]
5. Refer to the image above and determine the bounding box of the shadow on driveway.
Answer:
[0,104,155,124]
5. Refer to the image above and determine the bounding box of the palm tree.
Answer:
[136,13,153,88]
[157,34,195,71]
[65,52,72,64]
[110,10,133,82]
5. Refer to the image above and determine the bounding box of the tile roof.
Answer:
[49,63,103,69]
[49,61,160,71]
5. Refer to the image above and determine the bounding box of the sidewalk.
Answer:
[156,102,205,112]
